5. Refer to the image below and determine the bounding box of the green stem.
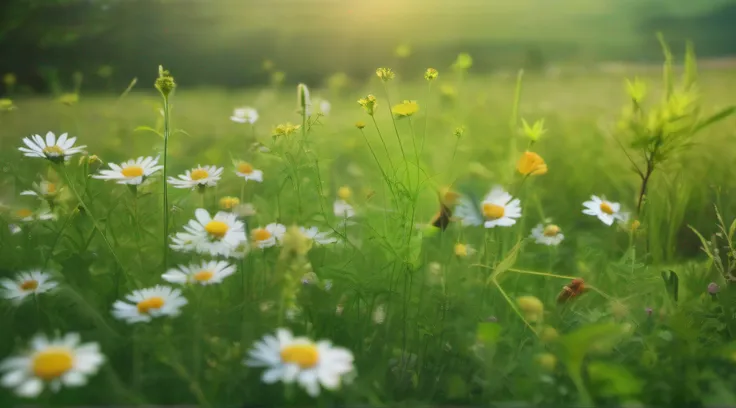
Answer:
[381,83,408,172]
[162,95,171,271]
[370,115,396,175]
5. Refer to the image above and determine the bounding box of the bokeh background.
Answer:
[3,0,736,93]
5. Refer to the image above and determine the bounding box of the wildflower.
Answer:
[162,260,236,286]
[244,328,355,397]
[454,243,476,258]
[251,223,286,249]
[516,151,548,176]
[14,208,55,222]
[0,98,16,111]
[234,161,263,183]
[20,180,61,201]
[540,326,559,343]
[391,100,419,118]
[645,307,653,317]
[219,196,240,210]
[535,353,557,372]
[357,95,378,116]
[112,285,187,324]
[707,282,720,296]
[154,66,176,97]
[0,333,104,398]
[297,83,312,116]
[395,44,411,58]
[455,186,522,228]
[582,195,628,226]
[272,123,301,137]
[454,126,465,138]
[334,199,355,219]
[355,121,366,129]
[630,219,641,232]
[530,224,564,246]
[170,208,247,257]
[337,186,352,200]
[231,107,259,124]
[299,226,338,245]
[93,156,162,185]
[19,132,86,162]
[58,93,79,106]
[234,203,257,217]
[167,165,223,189]
[517,296,544,322]
[1,270,58,305]
[376,67,395,82]
[424,68,438,81]
[9,224,21,235]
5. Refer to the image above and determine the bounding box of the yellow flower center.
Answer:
[252,228,272,242]
[20,279,39,291]
[599,202,614,215]
[193,270,214,282]
[190,168,209,181]
[219,196,240,210]
[543,225,561,237]
[454,243,468,257]
[16,209,33,218]
[42,145,64,156]
[121,165,144,178]
[32,347,74,380]
[46,183,57,194]
[137,296,165,314]
[237,162,254,175]
[337,186,352,200]
[205,221,229,239]
[482,203,505,220]
[280,344,319,369]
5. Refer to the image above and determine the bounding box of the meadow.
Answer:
[1,44,736,407]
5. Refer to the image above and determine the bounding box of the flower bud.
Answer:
[155,65,176,97]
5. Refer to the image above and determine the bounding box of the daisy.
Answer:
[582,195,628,226]
[530,224,565,246]
[231,107,259,124]
[299,226,338,245]
[234,161,264,183]
[170,209,247,257]
[20,180,61,200]
[453,243,477,257]
[455,186,521,228]
[167,165,223,189]
[244,328,355,397]
[14,208,55,222]
[1,270,58,305]
[9,224,21,235]
[251,223,286,249]
[333,200,355,218]
[92,156,163,185]
[18,132,86,162]
[162,260,236,286]
[111,285,187,324]
[0,332,105,398]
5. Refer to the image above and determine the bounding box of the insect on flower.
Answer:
[557,278,586,304]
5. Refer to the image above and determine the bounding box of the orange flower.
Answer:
[516,151,548,176]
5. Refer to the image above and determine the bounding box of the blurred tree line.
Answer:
[1,0,736,94]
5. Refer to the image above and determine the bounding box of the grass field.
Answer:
[1,50,736,407]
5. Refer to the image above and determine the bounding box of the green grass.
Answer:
[1,57,736,407]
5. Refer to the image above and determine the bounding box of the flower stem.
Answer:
[162,94,171,271]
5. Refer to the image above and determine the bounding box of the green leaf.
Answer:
[683,41,698,91]
[407,231,423,269]
[692,106,735,135]
[587,361,643,398]
[688,225,714,259]
[488,239,523,283]
[476,322,502,345]
[656,32,674,99]
[133,125,163,138]
[728,218,736,241]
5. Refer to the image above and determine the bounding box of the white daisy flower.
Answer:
[244,328,355,397]
[234,161,263,183]
[319,99,331,116]
[530,224,565,246]
[162,260,236,286]
[0,332,105,398]
[251,223,286,249]
[1,270,58,305]
[20,180,61,200]
[14,208,56,223]
[455,186,521,228]
[333,200,355,218]
[92,156,163,185]
[167,165,223,189]
[231,107,259,124]
[18,132,86,162]
[299,226,338,245]
[9,224,21,235]
[582,195,628,226]
[111,285,187,324]
[453,243,477,257]
[170,209,247,257]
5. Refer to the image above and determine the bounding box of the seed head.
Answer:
[424,68,439,81]
[376,67,395,82]
[155,65,176,97]
[297,83,312,116]
[355,121,366,129]
[358,94,378,116]
[453,126,465,138]
[540,326,559,343]
[517,296,544,322]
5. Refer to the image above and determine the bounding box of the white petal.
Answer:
[261,367,284,384]
[17,377,44,398]
[1,370,27,387]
